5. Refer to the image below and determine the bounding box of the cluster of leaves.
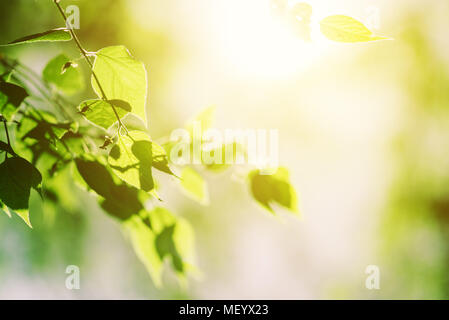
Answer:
[0,1,301,286]
[271,0,391,42]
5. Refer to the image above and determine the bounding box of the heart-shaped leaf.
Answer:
[92,46,148,125]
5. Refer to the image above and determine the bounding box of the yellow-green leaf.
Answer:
[78,99,131,129]
[249,167,299,215]
[108,131,154,191]
[320,15,390,43]
[92,46,148,125]
[180,167,209,205]
[124,207,195,287]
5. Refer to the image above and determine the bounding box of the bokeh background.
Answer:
[1,0,449,299]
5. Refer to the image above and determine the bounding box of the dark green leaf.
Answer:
[0,157,42,227]
[75,157,148,220]
[0,141,17,157]
[0,81,28,120]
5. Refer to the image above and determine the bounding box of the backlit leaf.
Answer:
[320,15,391,43]
[180,167,209,205]
[249,167,299,215]
[108,131,154,191]
[43,54,84,95]
[92,46,148,125]
[78,99,131,129]
[152,142,176,176]
[125,207,195,287]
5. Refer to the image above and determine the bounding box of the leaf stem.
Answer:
[1,118,11,159]
[52,0,128,134]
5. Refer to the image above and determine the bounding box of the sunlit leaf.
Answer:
[108,131,154,192]
[92,46,148,125]
[78,99,131,129]
[320,15,391,43]
[125,207,195,287]
[249,167,299,215]
[180,167,209,205]
[119,113,148,132]
[0,80,28,120]
[11,208,33,228]
[152,142,176,176]
[43,54,84,95]
[0,200,11,218]
[1,28,72,46]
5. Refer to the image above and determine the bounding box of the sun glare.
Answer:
[213,0,331,79]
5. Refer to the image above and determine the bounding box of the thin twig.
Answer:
[53,0,128,134]
[2,119,11,159]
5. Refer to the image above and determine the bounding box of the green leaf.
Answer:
[125,207,195,287]
[320,15,391,43]
[0,81,28,120]
[92,46,148,125]
[0,157,42,227]
[43,54,84,95]
[249,167,299,215]
[11,208,33,228]
[152,142,176,176]
[108,131,154,192]
[2,28,72,46]
[180,167,209,205]
[19,111,73,148]
[75,157,147,220]
[0,200,11,218]
[78,99,131,129]
[75,157,118,198]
